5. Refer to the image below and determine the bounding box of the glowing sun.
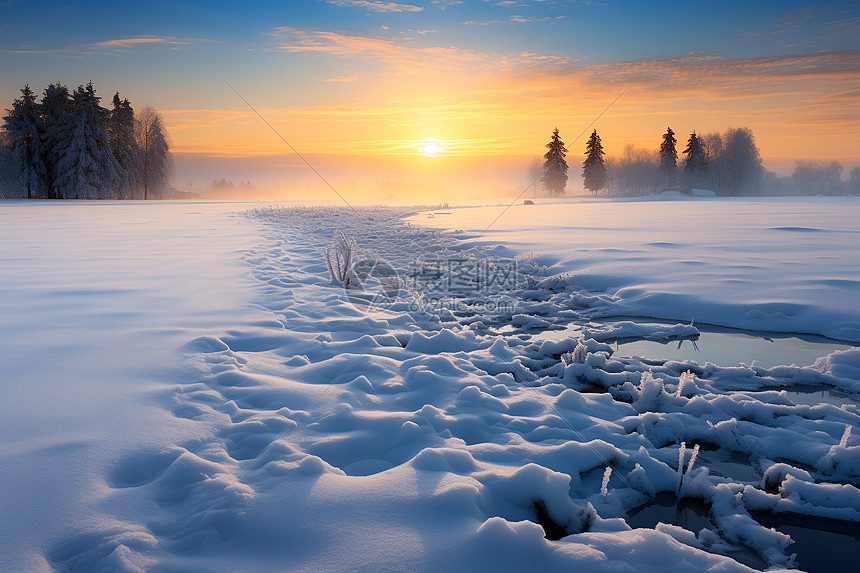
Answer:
[419,138,441,157]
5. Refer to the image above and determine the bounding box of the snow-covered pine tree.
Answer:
[109,92,138,199]
[541,128,568,196]
[134,105,173,200]
[52,82,121,199]
[659,126,678,189]
[1,85,46,198]
[582,129,607,195]
[41,83,74,199]
[682,131,707,186]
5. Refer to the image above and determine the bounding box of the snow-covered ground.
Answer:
[0,201,266,571]
[1,198,858,573]
[409,197,860,342]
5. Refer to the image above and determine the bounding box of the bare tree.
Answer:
[791,161,846,195]
[718,127,763,195]
[0,128,13,198]
[849,166,860,195]
[134,106,173,199]
[526,156,544,197]
[607,144,661,195]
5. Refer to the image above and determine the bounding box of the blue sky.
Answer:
[3,1,853,56]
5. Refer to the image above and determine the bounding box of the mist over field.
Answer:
[172,152,536,202]
[172,152,860,203]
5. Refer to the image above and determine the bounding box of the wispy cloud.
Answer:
[2,35,215,56]
[322,75,359,82]
[551,50,860,93]
[461,50,860,133]
[510,15,552,22]
[88,37,192,49]
[431,0,464,8]
[462,19,503,25]
[740,5,860,41]
[325,0,423,12]
[268,26,571,73]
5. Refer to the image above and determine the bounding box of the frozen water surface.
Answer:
[509,321,856,369]
[617,330,855,369]
[626,493,768,570]
[770,385,859,408]
[749,511,860,573]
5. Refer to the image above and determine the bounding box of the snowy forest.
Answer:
[533,126,860,197]
[0,82,173,199]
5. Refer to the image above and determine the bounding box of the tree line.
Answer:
[0,82,173,199]
[605,127,765,196]
[532,126,859,197]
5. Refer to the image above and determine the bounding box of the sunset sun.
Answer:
[419,138,441,157]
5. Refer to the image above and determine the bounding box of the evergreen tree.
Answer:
[541,128,568,196]
[582,129,607,194]
[109,92,137,198]
[41,83,74,199]
[1,85,46,198]
[682,131,707,179]
[1,81,172,200]
[52,82,121,199]
[659,126,677,189]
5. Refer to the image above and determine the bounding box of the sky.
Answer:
[1,0,858,198]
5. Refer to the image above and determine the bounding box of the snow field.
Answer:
[409,197,860,342]
[1,200,858,572]
[0,201,264,572]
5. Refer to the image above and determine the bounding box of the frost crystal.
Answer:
[325,231,356,287]
[601,466,612,502]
